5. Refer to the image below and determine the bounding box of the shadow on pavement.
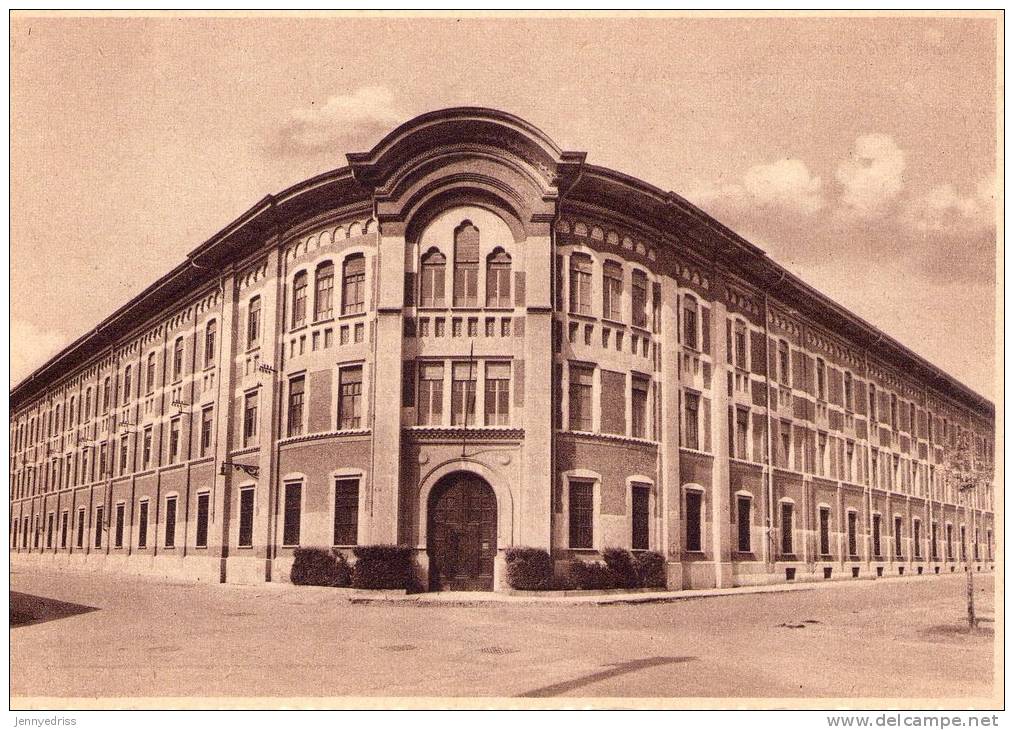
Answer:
[518,656,696,697]
[10,591,99,628]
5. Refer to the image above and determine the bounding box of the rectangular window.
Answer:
[735,407,749,459]
[113,503,125,548]
[631,270,648,328]
[138,500,149,549]
[196,492,210,548]
[173,338,184,380]
[946,524,953,559]
[914,520,922,558]
[847,511,858,557]
[737,496,751,553]
[338,365,363,430]
[484,362,511,426]
[960,526,966,560]
[568,481,594,549]
[287,376,305,437]
[872,514,882,557]
[683,392,700,450]
[201,406,214,456]
[683,299,698,350]
[780,502,794,555]
[451,362,477,426]
[238,488,255,548]
[247,297,261,346]
[60,510,68,549]
[631,376,649,439]
[685,490,703,552]
[931,522,939,559]
[569,255,592,315]
[205,320,217,365]
[819,507,831,556]
[76,508,85,549]
[894,516,903,558]
[315,263,335,320]
[333,478,360,546]
[341,255,366,315]
[283,482,302,547]
[631,484,650,551]
[46,513,54,549]
[568,365,594,432]
[123,366,132,403]
[778,341,790,385]
[734,320,747,370]
[119,434,129,473]
[816,358,826,400]
[418,362,444,426]
[164,496,177,548]
[602,261,623,321]
[94,506,104,549]
[244,392,259,446]
[169,417,181,463]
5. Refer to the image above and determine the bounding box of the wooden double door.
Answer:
[427,473,497,591]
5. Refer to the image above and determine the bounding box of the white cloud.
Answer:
[10,319,69,388]
[835,133,907,218]
[688,158,825,216]
[899,175,996,234]
[269,86,404,156]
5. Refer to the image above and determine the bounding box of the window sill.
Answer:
[290,324,309,334]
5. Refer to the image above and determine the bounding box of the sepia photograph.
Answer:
[7,10,1002,713]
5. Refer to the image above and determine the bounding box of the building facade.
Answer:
[9,108,996,591]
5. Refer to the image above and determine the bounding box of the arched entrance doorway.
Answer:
[427,472,497,591]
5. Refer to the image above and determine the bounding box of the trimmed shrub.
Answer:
[504,547,554,590]
[633,550,667,588]
[351,545,415,589]
[602,547,640,588]
[566,560,620,590]
[290,547,351,587]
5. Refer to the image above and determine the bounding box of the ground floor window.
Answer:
[138,500,149,549]
[164,496,177,549]
[76,508,85,549]
[46,513,54,549]
[847,511,858,558]
[114,503,125,548]
[196,492,210,548]
[736,496,751,553]
[894,516,903,559]
[60,511,69,549]
[946,524,953,559]
[913,520,921,559]
[931,522,939,559]
[819,507,831,556]
[238,488,255,548]
[283,482,302,547]
[780,502,794,556]
[872,513,882,558]
[94,506,104,549]
[685,489,703,552]
[333,478,360,546]
[631,483,650,551]
[569,481,594,549]
[12,519,18,549]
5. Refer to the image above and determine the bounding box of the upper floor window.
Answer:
[315,262,335,320]
[486,248,512,308]
[338,365,363,430]
[292,271,307,328]
[816,358,827,401]
[68,397,76,427]
[631,270,648,329]
[417,362,444,426]
[683,392,700,450]
[420,248,446,307]
[569,254,592,315]
[102,377,111,413]
[602,260,623,321]
[453,222,480,307]
[450,362,478,426]
[205,320,217,366]
[777,340,790,386]
[683,296,699,350]
[85,387,93,417]
[247,296,261,347]
[869,383,877,422]
[631,375,650,439]
[844,371,853,412]
[342,254,366,315]
[243,391,258,446]
[172,337,184,381]
[146,353,156,394]
[122,367,131,404]
[287,375,305,438]
[890,393,898,430]
[484,361,510,426]
[568,364,594,432]
[734,319,748,370]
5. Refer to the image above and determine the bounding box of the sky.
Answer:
[9,13,999,398]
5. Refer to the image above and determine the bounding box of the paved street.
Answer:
[10,567,995,700]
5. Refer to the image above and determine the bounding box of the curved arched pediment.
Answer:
[347,107,585,192]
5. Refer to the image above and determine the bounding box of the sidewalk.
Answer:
[347,571,969,606]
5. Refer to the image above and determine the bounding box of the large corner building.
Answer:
[10,108,996,590]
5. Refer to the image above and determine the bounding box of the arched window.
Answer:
[419,248,446,307]
[292,271,307,328]
[453,221,480,307]
[682,295,699,350]
[172,337,184,380]
[778,340,790,386]
[68,397,76,427]
[247,296,261,346]
[204,320,217,366]
[85,387,93,417]
[314,263,334,320]
[569,253,592,315]
[631,269,647,328]
[146,353,156,394]
[102,377,111,413]
[602,260,623,321]
[734,319,748,370]
[341,254,366,315]
[485,248,512,308]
